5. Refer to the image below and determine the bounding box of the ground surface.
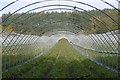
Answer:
[3,38,119,78]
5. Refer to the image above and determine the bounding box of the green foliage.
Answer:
[3,38,119,78]
[2,44,45,71]
[2,9,118,35]
[73,45,120,70]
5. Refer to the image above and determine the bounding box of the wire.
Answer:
[0,0,19,11]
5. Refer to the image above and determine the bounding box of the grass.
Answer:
[93,44,119,52]
[72,44,120,71]
[2,38,119,78]
[2,44,48,71]
[80,41,118,52]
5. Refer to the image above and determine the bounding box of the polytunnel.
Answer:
[0,0,120,79]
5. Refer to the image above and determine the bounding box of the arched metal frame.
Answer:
[3,5,116,43]
[1,1,119,47]
[1,0,119,73]
[2,5,118,54]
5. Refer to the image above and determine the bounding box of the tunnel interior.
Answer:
[0,0,120,79]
